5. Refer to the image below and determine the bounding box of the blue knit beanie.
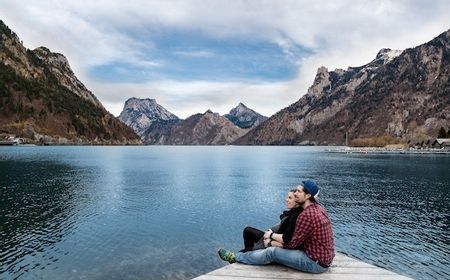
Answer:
[301,180,320,198]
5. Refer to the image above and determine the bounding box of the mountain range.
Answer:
[236,31,450,145]
[1,18,448,146]
[0,20,140,144]
[118,98,266,144]
[144,109,247,145]
[120,27,450,146]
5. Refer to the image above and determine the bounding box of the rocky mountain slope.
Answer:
[225,102,268,129]
[118,97,178,137]
[0,20,140,144]
[144,110,246,145]
[235,29,450,145]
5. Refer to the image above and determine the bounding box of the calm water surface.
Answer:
[0,146,449,280]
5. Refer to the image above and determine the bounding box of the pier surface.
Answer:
[193,252,413,280]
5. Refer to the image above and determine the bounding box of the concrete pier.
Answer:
[193,252,413,280]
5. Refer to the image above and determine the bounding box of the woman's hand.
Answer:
[264,238,271,247]
[263,229,273,240]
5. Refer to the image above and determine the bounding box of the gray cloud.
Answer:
[1,0,450,117]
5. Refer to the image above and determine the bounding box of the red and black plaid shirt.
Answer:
[284,203,334,265]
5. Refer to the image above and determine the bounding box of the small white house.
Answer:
[432,138,450,148]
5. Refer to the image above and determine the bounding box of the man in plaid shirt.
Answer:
[218,180,334,273]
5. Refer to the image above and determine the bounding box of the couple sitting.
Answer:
[218,180,334,274]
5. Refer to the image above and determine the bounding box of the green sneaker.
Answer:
[217,248,236,263]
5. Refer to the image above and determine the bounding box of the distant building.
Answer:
[0,136,23,145]
[431,138,450,148]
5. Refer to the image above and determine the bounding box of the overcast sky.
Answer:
[1,0,450,118]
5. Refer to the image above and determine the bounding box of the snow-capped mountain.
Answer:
[118,98,179,137]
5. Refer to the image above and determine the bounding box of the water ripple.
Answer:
[1,146,449,280]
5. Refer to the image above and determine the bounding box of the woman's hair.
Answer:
[289,188,297,193]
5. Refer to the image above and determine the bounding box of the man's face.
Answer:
[294,185,309,204]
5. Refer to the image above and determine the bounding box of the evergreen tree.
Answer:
[438,127,447,138]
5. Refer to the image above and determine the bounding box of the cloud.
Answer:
[90,79,299,118]
[172,50,216,58]
[1,0,450,118]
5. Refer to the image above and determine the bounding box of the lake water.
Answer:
[0,146,449,280]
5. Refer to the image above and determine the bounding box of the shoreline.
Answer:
[325,147,450,154]
[1,144,450,153]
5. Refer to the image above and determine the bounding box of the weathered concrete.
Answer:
[193,252,413,280]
